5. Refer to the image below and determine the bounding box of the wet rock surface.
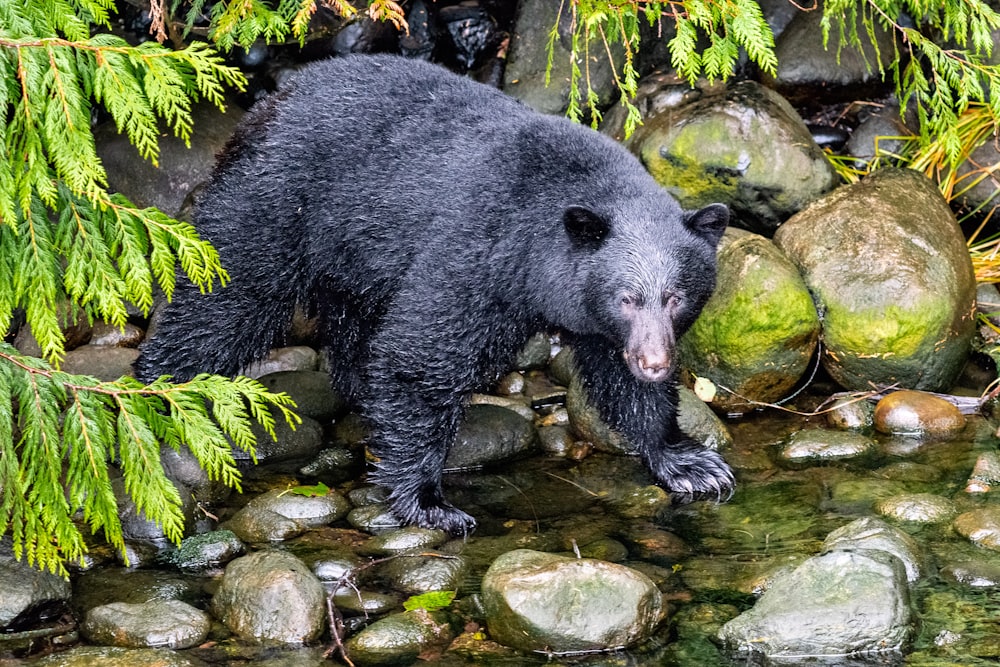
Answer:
[11,6,1000,666]
[680,228,820,413]
[773,168,977,392]
[81,600,210,649]
[481,549,664,652]
[625,80,839,234]
[718,548,911,656]
[210,550,326,643]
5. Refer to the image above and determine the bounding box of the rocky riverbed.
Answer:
[7,0,1000,664]
[5,335,1000,666]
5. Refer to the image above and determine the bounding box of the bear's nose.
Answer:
[639,353,668,372]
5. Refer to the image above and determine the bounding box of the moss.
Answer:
[680,231,819,407]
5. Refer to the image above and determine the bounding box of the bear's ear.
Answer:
[564,206,610,249]
[684,203,729,247]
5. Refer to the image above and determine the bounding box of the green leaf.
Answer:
[287,482,331,497]
[403,590,456,612]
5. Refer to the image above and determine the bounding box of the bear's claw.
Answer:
[389,495,477,537]
[649,445,735,504]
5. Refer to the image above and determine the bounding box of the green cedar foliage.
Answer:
[0,0,299,575]
[564,0,1000,166]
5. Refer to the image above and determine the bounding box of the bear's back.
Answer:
[201,55,683,287]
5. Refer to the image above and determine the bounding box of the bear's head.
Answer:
[564,201,729,383]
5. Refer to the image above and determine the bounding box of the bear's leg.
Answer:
[315,286,387,406]
[568,335,735,502]
[134,277,297,383]
[361,283,529,535]
[363,329,477,534]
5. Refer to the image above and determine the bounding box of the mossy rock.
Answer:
[773,168,976,392]
[680,228,819,413]
[626,81,838,235]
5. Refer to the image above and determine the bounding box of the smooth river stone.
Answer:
[875,493,957,523]
[873,390,966,437]
[955,508,1000,551]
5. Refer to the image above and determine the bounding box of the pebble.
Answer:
[357,527,448,556]
[940,560,1000,588]
[875,493,958,524]
[780,428,877,464]
[81,599,210,649]
[824,395,876,431]
[873,390,966,437]
[954,508,1000,551]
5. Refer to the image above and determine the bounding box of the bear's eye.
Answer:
[620,294,640,308]
[662,292,680,308]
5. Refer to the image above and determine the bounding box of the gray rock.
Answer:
[679,384,735,451]
[211,550,326,643]
[822,516,923,583]
[243,488,350,527]
[95,97,244,217]
[679,228,820,412]
[503,0,619,115]
[876,493,958,524]
[241,413,324,462]
[255,370,346,422]
[331,589,400,615]
[358,527,448,557]
[376,551,468,595]
[224,506,305,544]
[113,476,195,542]
[845,99,917,166]
[160,445,232,504]
[345,609,453,667]
[626,80,839,235]
[82,599,210,649]
[445,404,537,469]
[940,560,1000,588]
[32,646,207,667]
[242,346,319,378]
[514,332,553,370]
[481,549,663,652]
[71,569,206,615]
[90,321,145,348]
[62,345,140,381]
[298,446,357,481]
[347,503,404,535]
[718,550,911,656]
[601,72,726,143]
[779,429,877,464]
[773,168,976,392]
[167,530,245,571]
[764,7,896,102]
[825,395,876,431]
[0,557,71,629]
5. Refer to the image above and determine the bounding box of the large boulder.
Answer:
[773,168,976,392]
[625,80,839,235]
[680,228,820,412]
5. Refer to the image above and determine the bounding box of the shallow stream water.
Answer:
[21,396,1000,666]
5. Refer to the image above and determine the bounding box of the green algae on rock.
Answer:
[680,228,820,413]
[626,81,839,235]
[773,168,976,392]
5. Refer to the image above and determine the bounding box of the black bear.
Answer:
[135,54,733,534]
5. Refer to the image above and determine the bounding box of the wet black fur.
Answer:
[134,54,733,534]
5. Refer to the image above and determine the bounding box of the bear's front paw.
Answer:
[389,488,477,537]
[649,445,735,504]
